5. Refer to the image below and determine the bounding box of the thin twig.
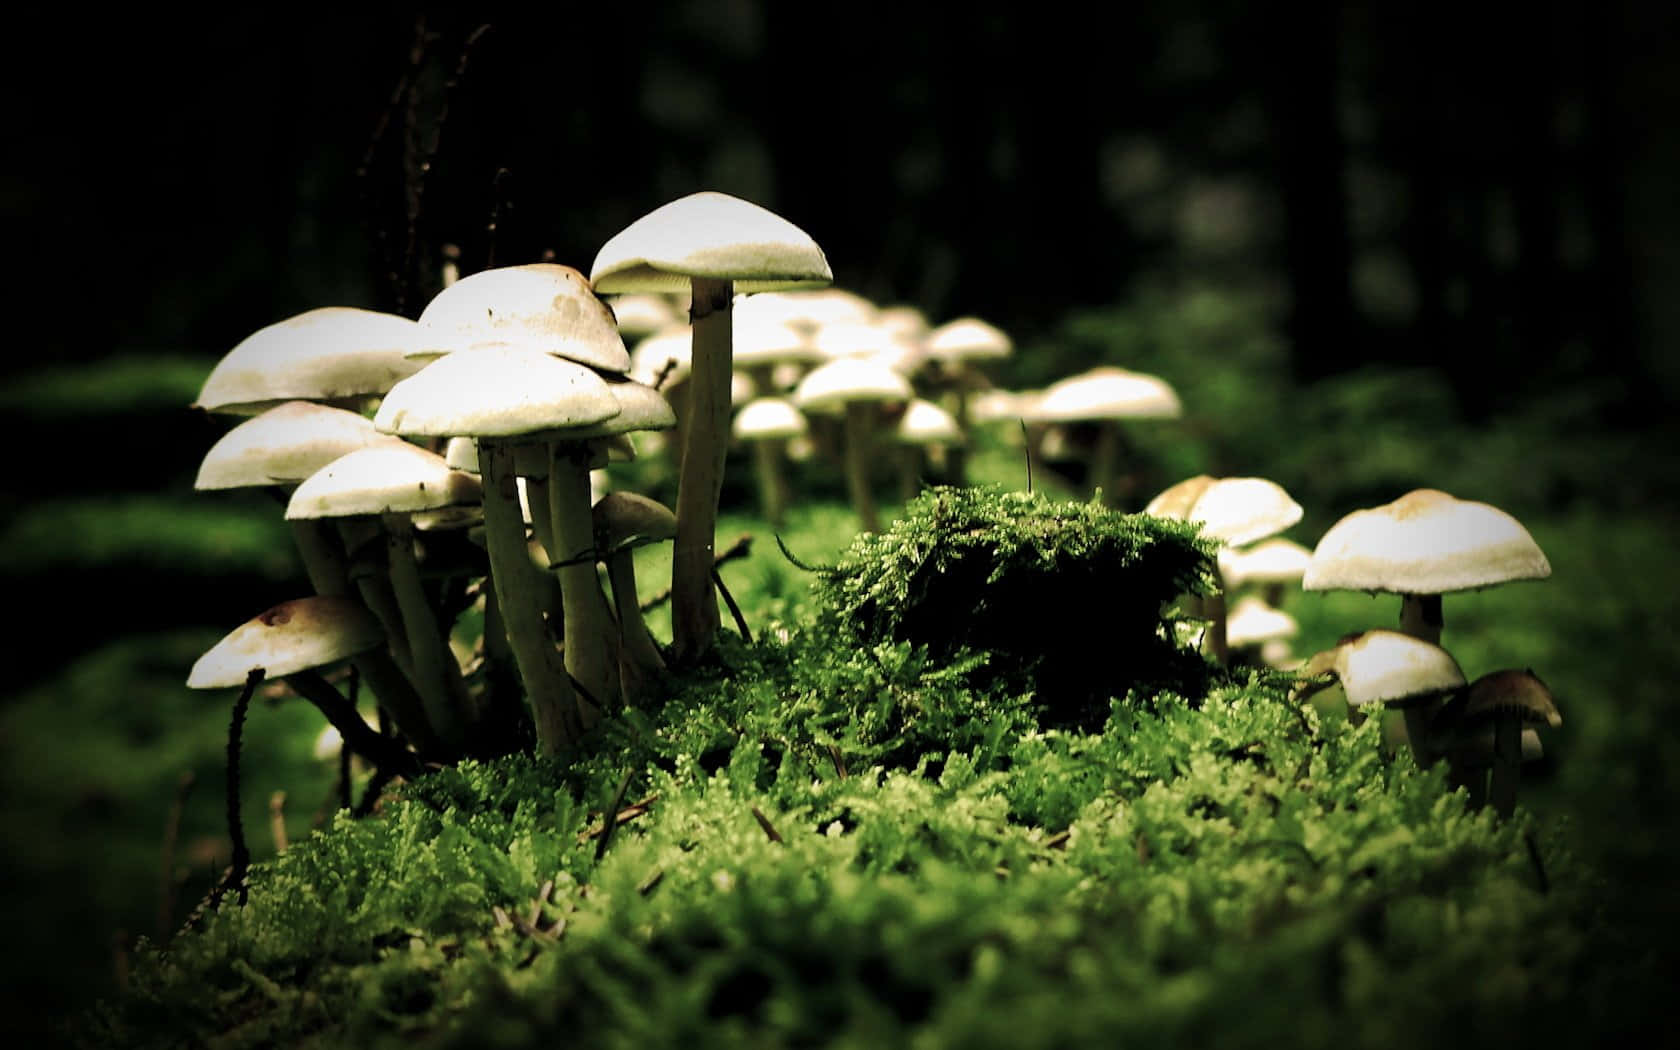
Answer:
[750,805,783,844]
[156,771,194,937]
[209,669,263,910]
[713,567,752,643]
[594,769,636,862]
[577,795,660,843]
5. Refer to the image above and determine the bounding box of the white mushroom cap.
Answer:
[374,347,621,438]
[194,401,407,490]
[1223,595,1299,649]
[895,399,965,446]
[733,397,808,441]
[1303,489,1552,596]
[590,192,833,294]
[1319,629,1467,709]
[194,307,429,415]
[926,317,1012,364]
[1145,476,1304,548]
[187,596,384,689]
[627,326,693,387]
[1218,537,1313,588]
[285,442,481,519]
[412,263,630,374]
[1025,367,1181,423]
[876,305,930,341]
[592,491,679,551]
[733,288,876,331]
[792,357,914,415]
[732,316,823,369]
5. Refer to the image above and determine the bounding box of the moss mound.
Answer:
[78,490,1599,1049]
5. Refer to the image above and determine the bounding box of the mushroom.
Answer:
[1303,488,1552,645]
[188,596,421,778]
[923,317,1011,484]
[792,356,914,532]
[1023,367,1181,507]
[1145,475,1303,666]
[591,191,833,664]
[1296,629,1467,766]
[1435,669,1561,817]
[592,492,679,708]
[193,307,429,416]
[732,397,808,530]
[892,398,965,501]
[286,442,482,754]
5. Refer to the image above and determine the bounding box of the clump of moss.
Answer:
[808,486,1217,726]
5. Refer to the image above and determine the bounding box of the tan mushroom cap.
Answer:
[412,263,630,373]
[1218,537,1312,588]
[1025,367,1182,423]
[734,397,808,441]
[733,316,822,369]
[1461,668,1562,729]
[373,347,621,439]
[1303,489,1552,596]
[1317,629,1467,709]
[285,442,481,519]
[194,401,407,490]
[1145,476,1304,548]
[926,317,1012,363]
[792,356,913,415]
[590,191,834,294]
[1224,595,1299,649]
[895,399,965,446]
[187,596,384,689]
[195,307,430,415]
[593,491,678,553]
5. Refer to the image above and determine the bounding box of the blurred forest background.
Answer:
[4,1,1678,1043]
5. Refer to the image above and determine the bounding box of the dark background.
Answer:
[10,4,1678,416]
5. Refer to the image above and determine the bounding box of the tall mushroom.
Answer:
[792,356,914,533]
[1022,367,1181,507]
[591,191,833,665]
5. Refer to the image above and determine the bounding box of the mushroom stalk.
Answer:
[1203,589,1230,666]
[284,668,423,779]
[480,441,583,754]
[843,400,881,532]
[1488,712,1522,818]
[605,550,670,708]
[382,513,468,750]
[1399,593,1444,645]
[1090,424,1129,508]
[752,438,790,530]
[548,444,621,716]
[669,276,734,664]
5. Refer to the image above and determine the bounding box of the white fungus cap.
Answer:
[1145,476,1304,547]
[733,397,808,441]
[1218,537,1313,589]
[590,191,834,294]
[1223,595,1299,649]
[1303,489,1552,596]
[733,288,876,331]
[187,596,384,689]
[194,401,408,490]
[792,357,914,415]
[926,317,1012,364]
[627,326,693,387]
[195,307,429,415]
[1025,367,1182,422]
[413,263,630,373]
[895,399,965,446]
[285,442,481,519]
[374,347,621,439]
[1320,629,1467,709]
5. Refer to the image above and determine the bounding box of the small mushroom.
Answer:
[592,492,679,709]
[1437,669,1561,818]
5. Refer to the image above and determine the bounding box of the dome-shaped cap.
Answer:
[1317,629,1467,709]
[1303,489,1552,596]
[194,401,407,490]
[732,288,875,331]
[195,307,429,414]
[590,192,833,294]
[734,397,808,441]
[1145,476,1303,547]
[285,442,481,519]
[1025,367,1181,423]
[895,399,964,446]
[1462,668,1562,728]
[1224,595,1299,649]
[413,263,630,373]
[792,357,913,414]
[593,491,678,553]
[187,596,384,689]
[1218,537,1312,588]
[374,347,621,438]
[926,317,1012,363]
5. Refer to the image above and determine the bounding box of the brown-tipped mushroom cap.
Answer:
[590,192,833,294]
[1303,489,1552,596]
[1325,629,1466,709]
[194,401,407,490]
[593,491,678,554]
[413,263,630,373]
[1461,668,1562,729]
[285,443,481,519]
[187,596,384,689]
[1145,475,1304,548]
[195,307,430,415]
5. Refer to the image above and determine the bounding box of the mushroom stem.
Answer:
[1203,588,1230,666]
[1090,423,1129,508]
[1488,712,1523,818]
[1399,593,1444,645]
[752,438,790,530]
[286,517,437,757]
[382,513,467,751]
[898,446,923,505]
[548,444,621,716]
[843,400,881,533]
[283,669,422,779]
[480,441,583,754]
[669,276,733,664]
[606,550,670,708]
